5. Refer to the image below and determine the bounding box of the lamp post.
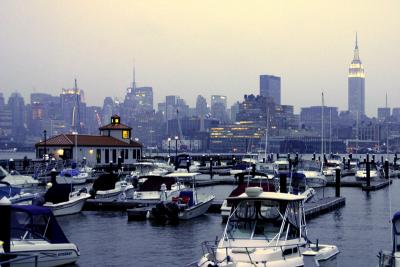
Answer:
[72,131,78,164]
[175,136,179,157]
[43,130,47,159]
[168,137,171,157]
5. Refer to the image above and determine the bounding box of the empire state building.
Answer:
[348,34,365,116]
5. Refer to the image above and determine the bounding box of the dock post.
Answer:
[277,153,280,159]
[231,155,236,166]
[384,159,389,179]
[279,173,287,194]
[209,157,213,179]
[287,153,290,160]
[0,197,11,267]
[347,158,351,170]
[372,155,375,163]
[312,152,316,161]
[381,156,384,165]
[335,167,341,197]
[394,154,398,169]
[349,153,352,160]
[342,157,346,168]
[217,155,221,166]
[251,164,256,178]
[366,154,371,187]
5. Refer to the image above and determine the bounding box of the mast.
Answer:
[329,108,332,154]
[264,107,269,161]
[321,92,325,172]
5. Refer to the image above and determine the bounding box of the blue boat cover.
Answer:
[178,190,194,207]
[60,168,80,177]
[0,184,22,198]
[11,205,70,244]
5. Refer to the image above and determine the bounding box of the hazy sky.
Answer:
[0,0,399,116]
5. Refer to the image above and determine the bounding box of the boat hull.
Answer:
[179,195,214,220]
[44,193,90,216]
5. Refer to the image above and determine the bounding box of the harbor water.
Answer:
[55,180,400,266]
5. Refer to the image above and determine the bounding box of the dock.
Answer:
[304,197,345,219]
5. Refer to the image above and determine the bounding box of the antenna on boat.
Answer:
[321,92,325,173]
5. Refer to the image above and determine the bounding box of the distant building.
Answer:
[7,92,26,143]
[134,86,153,111]
[195,95,208,117]
[35,114,142,165]
[230,102,240,122]
[60,79,86,133]
[378,107,391,122]
[393,108,400,120]
[211,95,228,123]
[300,106,339,136]
[348,34,365,117]
[102,97,114,125]
[260,75,281,105]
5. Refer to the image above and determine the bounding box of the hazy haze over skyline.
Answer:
[0,0,399,116]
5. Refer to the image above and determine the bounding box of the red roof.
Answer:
[35,134,142,148]
[99,123,132,130]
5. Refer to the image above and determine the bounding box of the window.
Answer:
[112,149,117,163]
[96,149,101,164]
[105,149,109,163]
[122,130,129,139]
[133,149,137,159]
[125,149,128,159]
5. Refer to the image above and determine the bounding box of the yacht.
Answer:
[272,158,290,175]
[0,181,38,205]
[296,160,327,188]
[323,155,343,178]
[378,211,400,266]
[198,187,339,267]
[355,161,382,180]
[56,168,88,185]
[0,166,38,188]
[0,204,80,266]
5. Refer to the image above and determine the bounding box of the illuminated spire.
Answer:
[132,60,136,90]
[353,32,360,61]
[348,33,364,78]
[355,32,358,49]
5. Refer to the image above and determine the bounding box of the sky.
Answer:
[0,0,399,116]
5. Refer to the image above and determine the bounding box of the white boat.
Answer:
[378,211,400,266]
[0,181,37,205]
[198,187,339,267]
[296,160,327,188]
[44,190,90,216]
[272,158,290,175]
[0,166,38,188]
[355,161,382,180]
[150,172,215,221]
[132,175,186,204]
[56,168,88,185]
[91,173,134,200]
[0,204,80,266]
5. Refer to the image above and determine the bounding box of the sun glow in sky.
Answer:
[0,0,399,115]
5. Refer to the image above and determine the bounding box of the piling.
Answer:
[372,155,375,163]
[8,159,15,171]
[0,197,11,267]
[349,153,353,160]
[342,157,346,167]
[335,167,341,197]
[347,158,351,170]
[312,152,316,161]
[394,154,398,168]
[366,154,371,187]
[381,156,384,165]
[384,159,389,179]
[209,157,213,179]
[251,164,256,178]
[279,173,287,194]
[231,155,236,166]
[277,153,280,159]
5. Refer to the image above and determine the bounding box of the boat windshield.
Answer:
[296,161,320,171]
[226,200,303,241]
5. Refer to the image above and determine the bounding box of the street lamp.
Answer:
[174,136,179,157]
[72,131,78,165]
[167,137,171,157]
[43,130,47,159]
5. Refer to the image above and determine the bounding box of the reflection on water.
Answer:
[55,179,400,266]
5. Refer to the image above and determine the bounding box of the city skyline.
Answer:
[0,1,399,115]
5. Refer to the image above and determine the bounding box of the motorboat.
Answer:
[90,173,134,200]
[272,158,290,175]
[0,204,79,266]
[323,155,343,178]
[150,172,215,221]
[355,161,382,180]
[57,168,88,185]
[378,211,400,266]
[0,181,38,205]
[40,178,90,216]
[0,166,38,188]
[198,187,339,267]
[296,160,327,188]
[132,175,186,204]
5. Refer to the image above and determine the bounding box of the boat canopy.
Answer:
[60,169,80,177]
[139,176,177,191]
[228,191,305,205]
[11,205,70,244]
[164,172,200,178]
[92,173,119,192]
[0,181,22,198]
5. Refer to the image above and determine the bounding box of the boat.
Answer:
[40,178,90,216]
[355,161,382,180]
[0,204,80,266]
[378,211,400,266]
[90,173,134,200]
[150,172,214,221]
[0,166,38,188]
[323,154,343,178]
[296,160,327,188]
[132,175,186,204]
[0,181,38,205]
[57,168,88,185]
[198,187,339,267]
[272,158,290,175]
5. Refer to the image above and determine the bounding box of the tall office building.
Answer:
[260,75,281,105]
[211,95,228,123]
[60,79,86,133]
[195,95,208,117]
[348,34,365,117]
[7,92,26,142]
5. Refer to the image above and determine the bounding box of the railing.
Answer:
[201,240,308,264]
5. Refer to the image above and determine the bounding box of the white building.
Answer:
[35,114,142,165]
[348,33,365,117]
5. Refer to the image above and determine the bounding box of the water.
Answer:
[54,180,400,266]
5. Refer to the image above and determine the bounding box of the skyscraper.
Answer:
[60,79,85,133]
[195,95,208,117]
[260,75,281,105]
[7,92,26,142]
[348,33,365,117]
[211,95,228,123]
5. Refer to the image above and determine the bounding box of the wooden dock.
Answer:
[304,197,345,219]
[361,180,392,191]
